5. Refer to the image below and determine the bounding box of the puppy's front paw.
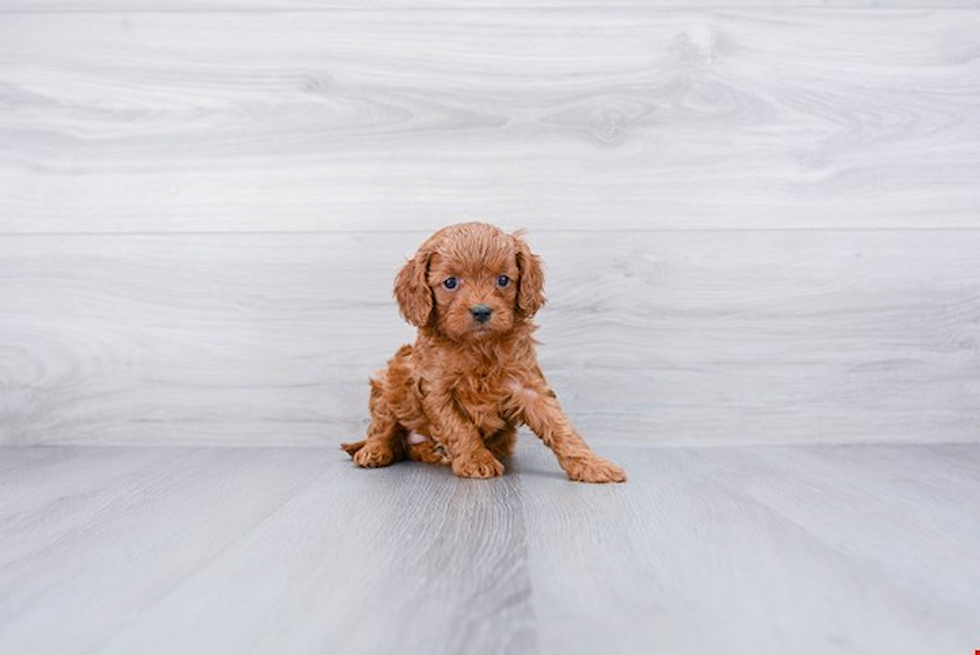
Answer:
[452,449,505,479]
[563,456,627,483]
[353,441,396,468]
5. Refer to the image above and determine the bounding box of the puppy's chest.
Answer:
[450,370,510,432]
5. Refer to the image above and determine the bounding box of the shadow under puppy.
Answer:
[341,222,626,483]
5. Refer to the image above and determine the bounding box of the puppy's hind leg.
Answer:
[342,377,407,468]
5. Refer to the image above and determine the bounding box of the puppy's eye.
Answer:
[443,277,459,290]
[496,275,510,288]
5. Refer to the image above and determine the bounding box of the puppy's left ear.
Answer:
[512,231,545,318]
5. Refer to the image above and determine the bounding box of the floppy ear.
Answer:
[513,231,545,318]
[394,248,434,327]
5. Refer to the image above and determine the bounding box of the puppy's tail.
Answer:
[340,440,366,458]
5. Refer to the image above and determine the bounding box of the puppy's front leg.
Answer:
[424,392,504,479]
[507,379,626,483]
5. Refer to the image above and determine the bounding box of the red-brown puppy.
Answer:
[342,222,626,483]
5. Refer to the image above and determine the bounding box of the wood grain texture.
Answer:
[1,230,977,447]
[0,446,534,655]
[2,10,979,233]
[515,443,980,655]
[4,1,980,11]
[1,444,977,655]
[2,3,976,652]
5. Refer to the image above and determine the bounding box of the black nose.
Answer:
[470,305,492,323]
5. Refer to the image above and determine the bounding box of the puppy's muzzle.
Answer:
[470,304,492,324]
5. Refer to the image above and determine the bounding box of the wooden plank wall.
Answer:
[1,4,978,446]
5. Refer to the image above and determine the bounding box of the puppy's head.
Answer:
[394,222,545,341]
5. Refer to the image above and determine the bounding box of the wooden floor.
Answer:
[1,442,978,655]
[2,1,979,653]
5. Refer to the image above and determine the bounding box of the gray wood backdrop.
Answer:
[1,2,978,447]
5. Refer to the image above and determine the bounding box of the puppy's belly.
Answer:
[406,430,428,445]
[403,429,450,465]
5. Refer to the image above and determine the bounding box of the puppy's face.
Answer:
[395,222,545,342]
[427,246,520,341]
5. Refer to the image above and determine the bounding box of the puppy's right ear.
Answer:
[394,249,434,327]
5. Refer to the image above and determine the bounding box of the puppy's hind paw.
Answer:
[340,440,366,457]
[563,456,627,484]
[352,441,396,468]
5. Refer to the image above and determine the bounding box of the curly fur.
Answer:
[341,222,626,483]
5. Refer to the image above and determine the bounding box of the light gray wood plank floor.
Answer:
[5,1,980,11]
[1,443,977,655]
[2,3,977,653]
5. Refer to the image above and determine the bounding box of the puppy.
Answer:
[341,222,626,483]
